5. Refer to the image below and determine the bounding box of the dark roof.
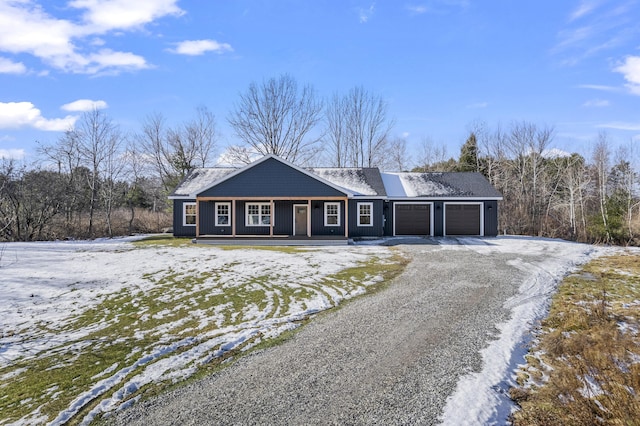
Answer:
[307,167,386,196]
[170,155,501,200]
[381,172,502,198]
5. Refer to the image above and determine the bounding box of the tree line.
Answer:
[1,73,638,244]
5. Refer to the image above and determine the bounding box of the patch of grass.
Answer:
[132,235,193,248]
[0,245,408,425]
[510,251,640,426]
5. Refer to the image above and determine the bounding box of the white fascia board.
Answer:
[385,196,503,201]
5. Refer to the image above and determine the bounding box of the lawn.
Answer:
[510,251,640,425]
[0,237,405,425]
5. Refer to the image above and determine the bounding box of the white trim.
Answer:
[393,202,433,236]
[443,202,484,236]
[385,196,502,201]
[183,202,197,227]
[324,202,341,226]
[215,202,231,227]
[357,202,374,227]
[245,202,272,227]
[293,204,309,236]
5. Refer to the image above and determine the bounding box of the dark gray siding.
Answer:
[274,201,294,235]
[484,200,499,237]
[433,201,444,236]
[173,199,196,237]
[198,157,347,198]
[348,199,384,238]
[311,200,345,236]
[198,200,235,236]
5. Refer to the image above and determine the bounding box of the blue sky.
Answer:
[1,0,639,165]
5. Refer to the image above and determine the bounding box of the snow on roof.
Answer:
[171,168,236,197]
[382,172,457,197]
[309,168,379,196]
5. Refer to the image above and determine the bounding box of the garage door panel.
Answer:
[395,204,430,235]
[445,204,481,235]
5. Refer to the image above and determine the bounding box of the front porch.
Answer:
[193,235,350,246]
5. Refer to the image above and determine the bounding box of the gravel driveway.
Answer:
[105,240,550,425]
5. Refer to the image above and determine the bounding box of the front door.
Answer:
[294,205,308,236]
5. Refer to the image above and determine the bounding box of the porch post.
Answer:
[232,199,236,237]
[307,199,312,237]
[344,197,349,238]
[269,199,274,237]
[195,198,200,238]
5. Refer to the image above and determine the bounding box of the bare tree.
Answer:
[415,137,449,171]
[593,132,611,243]
[227,74,323,164]
[324,86,394,168]
[72,109,122,237]
[138,107,218,191]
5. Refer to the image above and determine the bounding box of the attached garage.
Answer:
[394,203,432,236]
[444,203,483,236]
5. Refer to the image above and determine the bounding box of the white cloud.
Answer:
[577,84,621,92]
[69,0,184,33]
[61,99,108,112]
[466,102,488,109]
[582,98,610,107]
[0,148,25,160]
[598,121,640,131]
[406,5,428,14]
[168,40,233,56]
[0,0,182,75]
[0,57,26,74]
[614,55,640,95]
[359,3,375,23]
[569,1,599,21]
[0,102,77,131]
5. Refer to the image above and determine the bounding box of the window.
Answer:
[357,202,373,226]
[324,202,340,226]
[246,202,271,226]
[183,202,196,226]
[215,202,231,226]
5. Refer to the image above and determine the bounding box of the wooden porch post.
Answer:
[344,197,349,238]
[307,199,312,237]
[232,199,236,237]
[270,200,274,237]
[195,198,200,238]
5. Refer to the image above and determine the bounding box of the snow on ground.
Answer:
[437,236,623,426]
[1,235,629,425]
[0,237,392,425]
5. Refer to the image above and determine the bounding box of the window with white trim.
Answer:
[357,202,373,226]
[183,202,196,226]
[324,202,340,226]
[215,202,231,226]
[246,202,271,226]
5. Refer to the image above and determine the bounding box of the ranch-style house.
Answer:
[169,154,502,243]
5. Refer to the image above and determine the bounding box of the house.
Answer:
[169,154,502,243]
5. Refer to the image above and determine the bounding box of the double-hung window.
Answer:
[183,202,196,226]
[246,202,271,226]
[324,202,340,226]
[357,202,373,226]
[215,202,231,226]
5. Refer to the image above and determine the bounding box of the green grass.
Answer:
[510,251,640,426]
[0,243,406,425]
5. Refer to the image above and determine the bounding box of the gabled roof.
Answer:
[169,155,502,200]
[308,167,386,196]
[170,167,236,198]
[381,172,502,199]
[170,154,356,199]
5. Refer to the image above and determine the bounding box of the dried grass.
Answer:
[510,252,640,426]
